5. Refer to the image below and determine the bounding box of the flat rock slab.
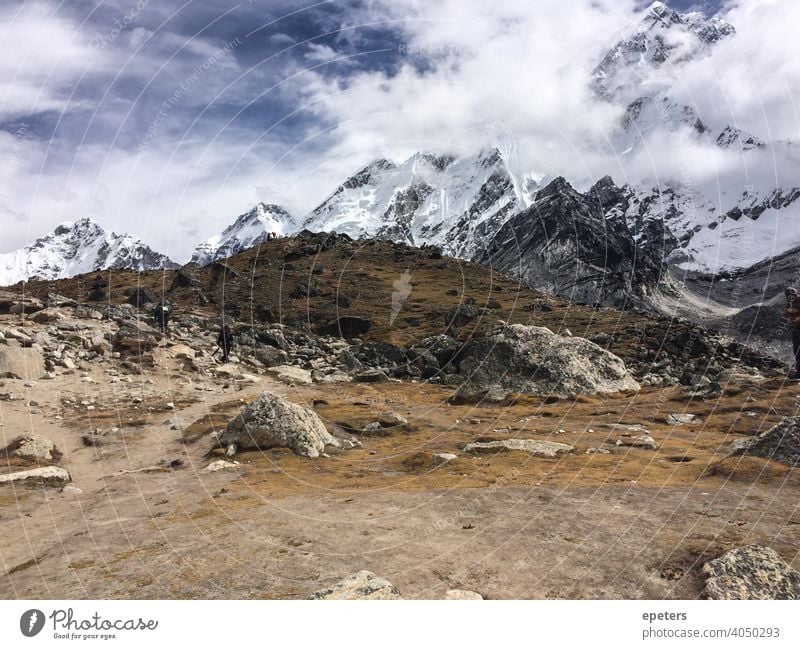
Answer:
[463,439,574,458]
[0,347,45,381]
[267,365,313,385]
[667,413,701,425]
[0,466,71,487]
[310,570,402,600]
[615,434,658,450]
[702,545,800,600]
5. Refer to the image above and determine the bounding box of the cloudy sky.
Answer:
[0,0,796,262]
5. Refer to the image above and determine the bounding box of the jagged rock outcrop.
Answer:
[455,324,640,398]
[729,416,800,467]
[702,545,800,600]
[218,391,337,458]
[478,177,664,308]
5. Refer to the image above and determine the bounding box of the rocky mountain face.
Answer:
[477,177,665,308]
[0,218,177,285]
[190,203,296,266]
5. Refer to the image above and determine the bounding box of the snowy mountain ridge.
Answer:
[0,218,177,286]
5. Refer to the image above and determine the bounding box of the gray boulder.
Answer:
[0,347,46,380]
[456,324,639,397]
[3,435,61,462]
[219,391,337,458]
[310,570,401,600]
[702,545,800,600]
[729,416,800,467]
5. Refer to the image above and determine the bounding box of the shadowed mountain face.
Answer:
[477,177,665,309]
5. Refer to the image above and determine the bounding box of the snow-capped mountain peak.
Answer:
[302,147,521,259]
[0,218,177,285]
[592,2,734,101]
[190,202,295,266]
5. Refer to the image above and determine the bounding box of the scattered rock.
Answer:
[729,416,800,467]
[433,453,458,464]
[353,369,389,383]
[218,391,338,458]
[463,439,574,457]
[702,545,800,600]
[449,383,509,405]
[310,570,401,600]
[30,308,66,324]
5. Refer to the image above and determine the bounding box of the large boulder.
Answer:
[445,303,483,330]
[310,570,401,600]
[456,324,639,397]
[0,347,46,380]
[702,545,800,600]
[417,334,461,368]
[319,315,372,339]
[218,391,337,458]
[729,416,800,467]
[125,286,158,308]
[2,435,61,462]
[112,322,162,354]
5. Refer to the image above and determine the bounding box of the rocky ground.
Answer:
[1,234,799,599]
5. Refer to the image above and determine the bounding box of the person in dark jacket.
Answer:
[153,301,171,336]
[781,287,800,378]
[217,324,234,363]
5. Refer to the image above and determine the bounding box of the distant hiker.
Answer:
[781,287,800,378]
[271,231,278,240]
[217,324,234,363]
[153,301,172,336]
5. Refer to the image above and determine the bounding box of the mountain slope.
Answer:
[191,203,296,266]
[0,218,177,285]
